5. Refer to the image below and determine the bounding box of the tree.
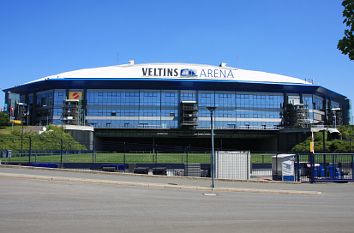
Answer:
[0,112,9,127]
[338,0,354,60]
[291,125,354,153]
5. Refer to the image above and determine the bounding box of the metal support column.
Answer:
[309,152,315,183]
[296,154,300,182]
[28,136,32,164]
[207,106,216,189]
[60,138,63,168]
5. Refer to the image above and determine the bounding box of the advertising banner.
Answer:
[282,160,295,181]
[68,91,82,100]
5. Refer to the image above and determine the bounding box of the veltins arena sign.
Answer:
[141,67,235,79]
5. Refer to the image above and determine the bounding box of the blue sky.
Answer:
[0,0,353,112]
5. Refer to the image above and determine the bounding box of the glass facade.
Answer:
[313,95,325,123]
[303,94,314,123]
[53,89,66,124]
[302,94,326,124]
[236,92,283,129]
[35,90,54,125]
[17,87,345,129]
[84,89,284,129]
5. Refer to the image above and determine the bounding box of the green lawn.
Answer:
[2,152,211,164]
[1,152,278,164]
[249,153,274,164]
[3,151,351,165]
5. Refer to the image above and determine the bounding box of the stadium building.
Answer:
[3,61,351,151]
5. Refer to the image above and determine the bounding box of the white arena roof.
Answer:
[29,62,312,85]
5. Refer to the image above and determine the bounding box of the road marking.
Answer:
[203,193,217,196]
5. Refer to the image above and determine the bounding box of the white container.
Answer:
[215,151,250,180]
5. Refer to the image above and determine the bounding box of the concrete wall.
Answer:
[64,125,94,150]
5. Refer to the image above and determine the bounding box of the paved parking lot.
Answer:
[1,166,354,233]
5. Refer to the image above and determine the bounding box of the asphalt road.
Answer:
[1,166,354,233]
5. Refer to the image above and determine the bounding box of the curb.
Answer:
[0,171,321,196]
[0,164,295,184]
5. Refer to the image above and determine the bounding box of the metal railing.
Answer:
[3,142,352,183]
[295,153,354,182]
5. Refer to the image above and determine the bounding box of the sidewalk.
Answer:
[0,165,332,195]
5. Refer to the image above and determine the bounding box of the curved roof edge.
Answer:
[4,78,347,103]
[26,62,312,85]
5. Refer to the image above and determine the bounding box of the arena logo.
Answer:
[180,69,197,77]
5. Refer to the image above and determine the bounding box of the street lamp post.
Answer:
[17,102,26,156]
[207,106,217,189]
[20,121,24,156]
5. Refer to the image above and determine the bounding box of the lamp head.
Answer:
[331,108,341,111]
[206,106,217,112]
